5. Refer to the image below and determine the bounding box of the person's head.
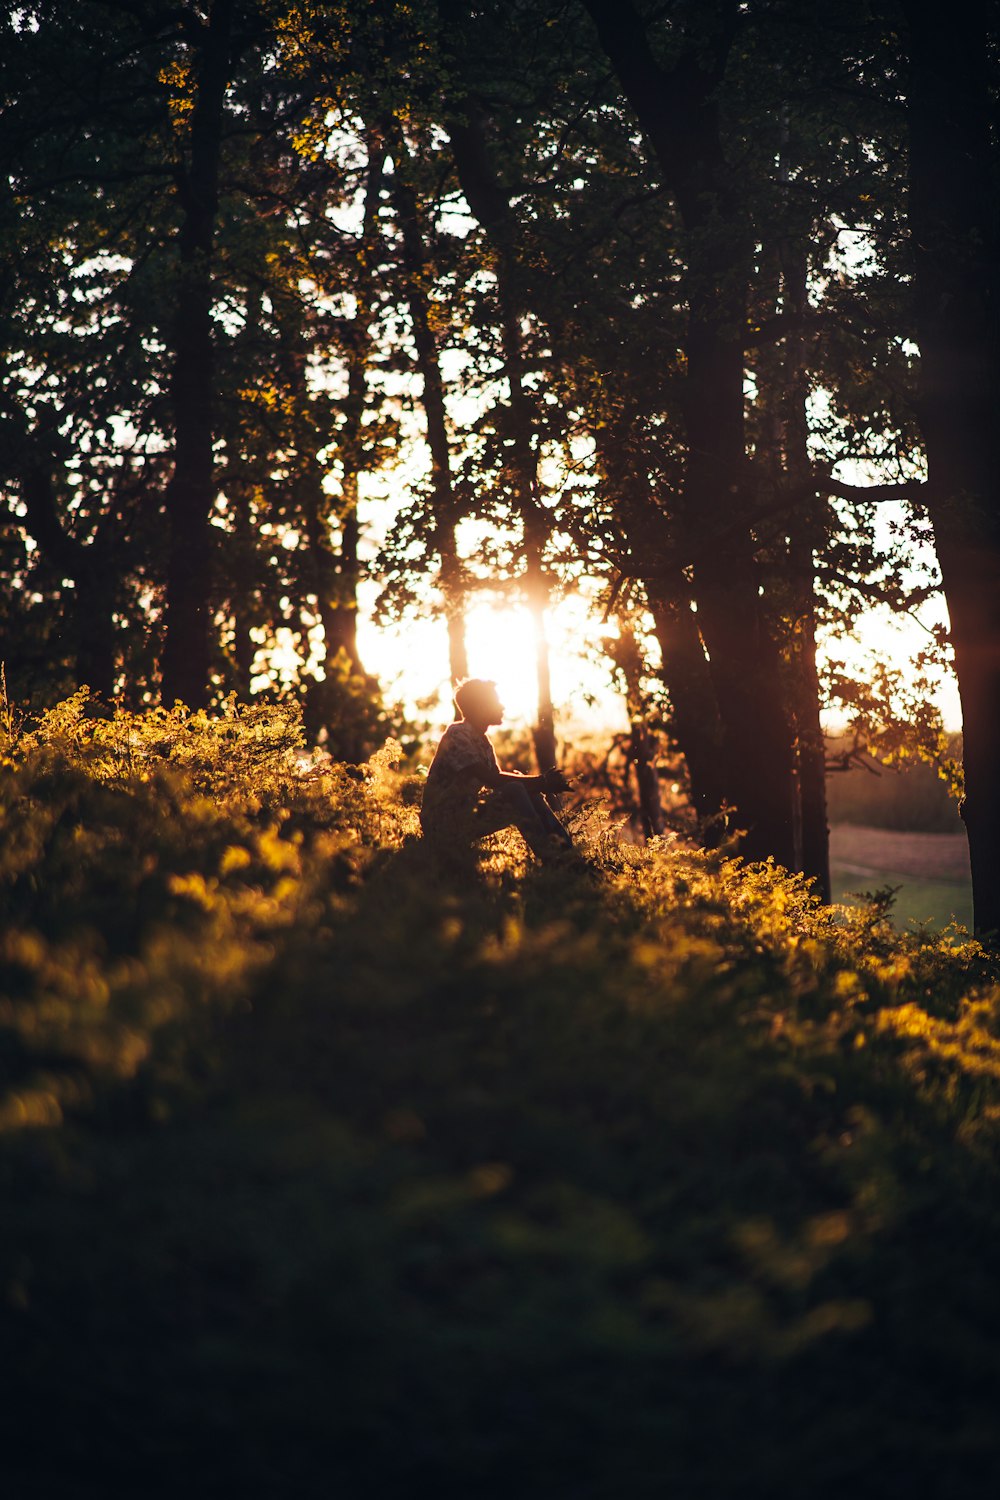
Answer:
[454,677,503,727]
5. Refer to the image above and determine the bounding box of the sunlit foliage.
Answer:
[2,702,999,1493]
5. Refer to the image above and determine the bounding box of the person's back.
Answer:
[420,717,500,845]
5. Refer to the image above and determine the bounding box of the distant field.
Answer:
[830,823,973,930]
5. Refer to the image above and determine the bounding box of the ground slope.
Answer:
[2,702,999,1498]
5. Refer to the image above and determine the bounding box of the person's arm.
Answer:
[485,765,571,793]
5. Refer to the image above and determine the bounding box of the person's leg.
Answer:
[525,787,573,847]
[477,782,571,862]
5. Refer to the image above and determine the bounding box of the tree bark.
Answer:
[320,140,385,676]
[441,71,557,768]
[160,0,234,708]
[386,123,469,684]
[904,0,1000,936]
[647,582,727,831]
[75,556,118,703]
[231,522,256,701]
[605,622,667,837]
[0,400,117,698]
[324,369,365,672]
[590,410,727,835]
[583,0,797,866]
[780,237,831,902]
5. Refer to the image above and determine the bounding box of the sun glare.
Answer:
[460,605,545,723]
[356,591,630,738]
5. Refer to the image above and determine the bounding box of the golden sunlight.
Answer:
[357,592,630,736]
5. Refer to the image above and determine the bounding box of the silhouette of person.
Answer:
[421,678,574,864]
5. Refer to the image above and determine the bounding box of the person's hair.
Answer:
[454,678,498,720]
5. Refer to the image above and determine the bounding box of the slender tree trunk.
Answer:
[607,622,667,837]
[905,0,1000,936]
[756,218,831,898]
[527,580,557,770]
[780,239,831,902]
[232,593,255,700]
[227,297,261,704]
[300,459,341,675]
[630,721,666,838]
[500,276,558,770]
[293,143,384,756]
[444,89,557,769]
[387,123,469,685]
[325,429,364,670]
[160,0,233,708]
[222,480,258,701]
[647,583,727,830]
[317,139,385,679]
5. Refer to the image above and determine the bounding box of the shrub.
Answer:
[1,696,999,1499]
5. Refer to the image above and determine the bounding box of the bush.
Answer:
[1,698,999,1498]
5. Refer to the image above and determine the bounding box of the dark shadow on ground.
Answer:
[3,837,1000,1499]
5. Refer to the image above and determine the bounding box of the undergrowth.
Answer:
[2,698,999,1498]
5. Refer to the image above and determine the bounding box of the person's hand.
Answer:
[541,766,572,795]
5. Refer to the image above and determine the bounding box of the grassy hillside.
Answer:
[830,825,973,930]
[2,698,1000,1498]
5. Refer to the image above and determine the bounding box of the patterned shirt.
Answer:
[420,719,500,842]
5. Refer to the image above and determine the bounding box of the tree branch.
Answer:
[817,475,927,504]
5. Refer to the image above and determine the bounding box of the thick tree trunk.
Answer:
[2,401,117,698]
[75,558,117,702]
[160,0,233,709]
[683,319,797,866]
[905,0,1000,936]
[583,0,797,867]
[589,404,725,836]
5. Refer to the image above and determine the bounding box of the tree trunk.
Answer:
[227,473,258,702]
[605,621,667,837]
[387,123,469,685]
[443,83,557,768]
[583,0,797,867]
[905,0,1000,936]
[629,720,666,838]
[1,400,117,699]
[647,583,727,831]
[75,555,117,702]
[683,316,797,867]
[776,229,831,900]
[318,137,385,679]
[528,580,557,771]
[160,0,234,709]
